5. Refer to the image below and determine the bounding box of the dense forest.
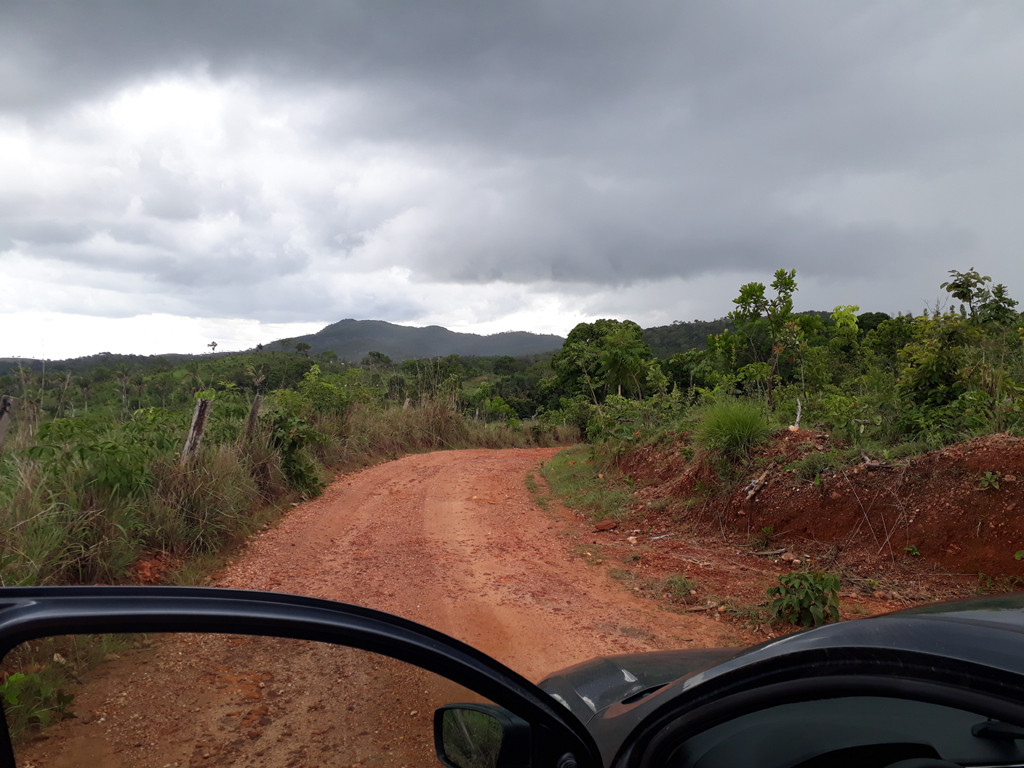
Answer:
[2,267,1021,588]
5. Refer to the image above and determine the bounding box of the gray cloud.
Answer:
[2,1,1024,357]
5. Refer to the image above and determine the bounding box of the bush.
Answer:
[693,399,771,461]
[768,571,840,627]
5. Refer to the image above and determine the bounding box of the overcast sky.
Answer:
[3,1,1023,359]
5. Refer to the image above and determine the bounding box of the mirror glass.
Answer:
[439,707,505,768]
[1,632,492,767]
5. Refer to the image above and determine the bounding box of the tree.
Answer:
[941,268,1019,325]
[856,311,891,335]
[551,319,655,405]
[361,351,393,369]
[493,356,519,377]
[295,342,311,357]
[598,323,651,398]
[728,268,798,407]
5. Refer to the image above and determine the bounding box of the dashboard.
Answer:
[664,696,1024,768]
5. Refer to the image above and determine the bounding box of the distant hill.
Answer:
[280,319,565,362]
[0,352,196,376]
[642,311,846,358]
[642,318,734,358]
[2,311,865,374]
[0,321,564,374]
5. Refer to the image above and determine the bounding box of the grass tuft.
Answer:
[692,398,772,461]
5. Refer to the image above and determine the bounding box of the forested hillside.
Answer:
[0,320,564,375]
[283,319,565,361]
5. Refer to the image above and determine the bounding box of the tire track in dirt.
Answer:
[218,447,741,680]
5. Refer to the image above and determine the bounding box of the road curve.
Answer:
[219,447,737,680]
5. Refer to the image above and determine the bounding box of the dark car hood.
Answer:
[540,595,1024,765]
[538,647,741,724]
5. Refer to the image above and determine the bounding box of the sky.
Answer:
[3,1,1024,360]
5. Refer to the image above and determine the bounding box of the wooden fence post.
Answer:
[0,395,13,452]
[245,394,263,442]
[180,398,212,465]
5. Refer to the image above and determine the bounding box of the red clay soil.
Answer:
[618,430,1024,604]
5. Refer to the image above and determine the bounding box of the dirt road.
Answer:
[9,447,739,768]
[218,447,740,677]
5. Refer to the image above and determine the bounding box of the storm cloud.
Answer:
[2,1,1023,357]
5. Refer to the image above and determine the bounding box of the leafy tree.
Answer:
[361,351,393,369]
[728,269,798,407]
[856,311,891,335]
[493,356,519,377]
[598,323,651,398]
[552,320,655,406]
[941,267,1019,324]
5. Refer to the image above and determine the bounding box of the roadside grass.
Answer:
[1,401,571,589]
[0,404,574,743]
[662,574,696,601]
[540,446,633,522]
[524,470,552,512]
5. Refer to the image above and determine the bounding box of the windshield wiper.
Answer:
[972,720,1024,740]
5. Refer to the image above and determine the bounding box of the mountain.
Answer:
[279,319,565,362]
[642,318,734,358]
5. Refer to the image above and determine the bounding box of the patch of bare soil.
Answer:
[616,430,1024,619]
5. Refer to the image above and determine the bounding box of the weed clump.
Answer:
[663,573,695,601]
[768,571,840,627]
[693,399,771,461]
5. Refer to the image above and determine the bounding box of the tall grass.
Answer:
[0,399,576,587]
[692,398,773,461]
[338,400,575,467]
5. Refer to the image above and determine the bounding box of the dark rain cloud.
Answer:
[2,0,1023,331]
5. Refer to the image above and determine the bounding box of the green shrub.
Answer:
[663,574,695,601]
[768,571,840,626]
[792,450,841,482]
[0,670,74,739]
[693,399,771,460]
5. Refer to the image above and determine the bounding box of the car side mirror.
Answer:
[435,703,532,768]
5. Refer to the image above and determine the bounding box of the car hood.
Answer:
[538,647,741,725]
[539,595,1024,765]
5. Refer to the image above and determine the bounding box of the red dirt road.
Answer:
[218,447,741,679]
[8,448,741,768]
